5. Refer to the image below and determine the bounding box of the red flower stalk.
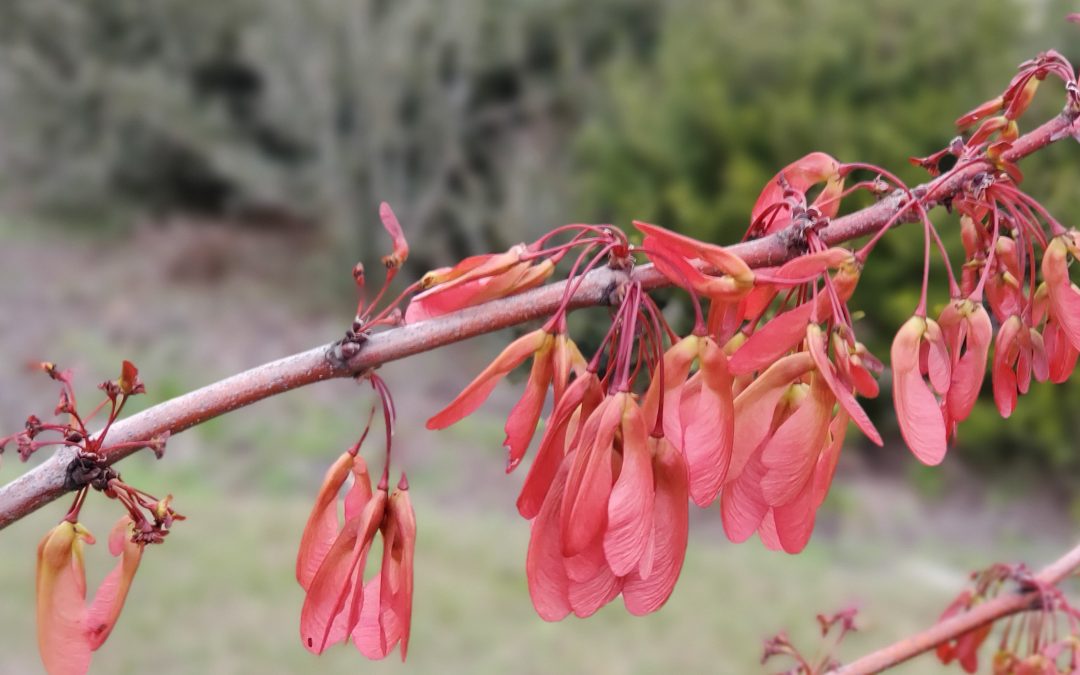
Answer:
[891,316,951,465]
[728,257,861,376]
[747,152,845,238]
[36,516,144,675]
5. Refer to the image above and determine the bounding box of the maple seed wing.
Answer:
[426,330,546,430]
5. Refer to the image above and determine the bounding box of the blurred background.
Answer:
[2,1,1080,672]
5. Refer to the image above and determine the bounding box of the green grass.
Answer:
[0,480,1040,675]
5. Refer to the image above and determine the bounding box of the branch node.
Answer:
[63,454,119,492]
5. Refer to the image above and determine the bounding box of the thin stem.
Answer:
[970,205,1001,301]
[364,279,425,326]
[634,245,707,334]
[641,297,669,437]
[531,223,619,250]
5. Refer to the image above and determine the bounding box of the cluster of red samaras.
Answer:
[414,51,1080,627]
[423,202,884,622]
[297,212,418,662]
[296,449,416,661]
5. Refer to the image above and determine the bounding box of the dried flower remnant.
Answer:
[8,361,183,675]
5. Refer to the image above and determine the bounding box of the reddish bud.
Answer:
[117,361,145,396]
[378,202,409,270]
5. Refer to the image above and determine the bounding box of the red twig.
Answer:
[0,112,1075,533]
[833,539,1080,674]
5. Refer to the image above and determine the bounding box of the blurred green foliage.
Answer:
[0,0,657,275]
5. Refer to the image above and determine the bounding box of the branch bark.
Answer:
[834,539,1080,674]
[0,112,1075,533]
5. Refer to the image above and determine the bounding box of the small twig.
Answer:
[834,539,1080,674]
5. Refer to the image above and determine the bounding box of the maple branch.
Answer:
[0,111,1075,532]
[834,538,1080,674]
